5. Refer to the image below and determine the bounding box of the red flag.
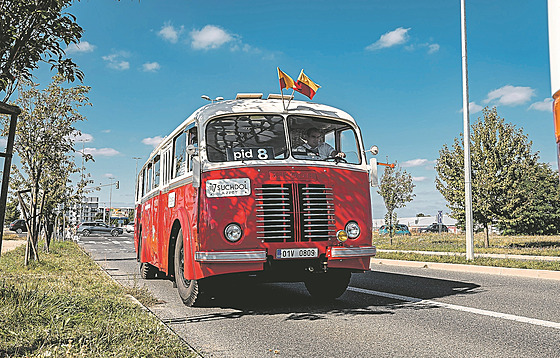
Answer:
[294,70,320,99]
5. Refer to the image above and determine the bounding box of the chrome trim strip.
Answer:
[195,250,267,262]
[330,246,377,258]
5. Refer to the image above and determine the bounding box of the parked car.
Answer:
[9,219,27,234]
[77,221,123,236]
[378,224,411,236]
[125,222,135,233]
[420,223,449,233]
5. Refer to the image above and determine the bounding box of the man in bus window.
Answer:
[294,127,345,160]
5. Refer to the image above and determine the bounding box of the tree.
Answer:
[435,107,560,245]
[0,0,84,101]
[377,165,415,243]
[4,197,20,224]
[3,76,90,259]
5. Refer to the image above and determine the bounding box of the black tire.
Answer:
[111,229,119,237]
[174,228,201,306]
[304,269,351,301]
[140,262,158,279]
[82,229,90,237]
[16,228,22,234]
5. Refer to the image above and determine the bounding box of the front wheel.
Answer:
[82,229,91,237]
[16,228,22,234]
[140,262,158,279]
[304,269,351,301]
[174,228,201,306]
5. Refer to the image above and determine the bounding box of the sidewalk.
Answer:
[372,250,560,281]
[1,239,26,254]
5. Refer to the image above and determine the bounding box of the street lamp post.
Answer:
[461,0,475,260]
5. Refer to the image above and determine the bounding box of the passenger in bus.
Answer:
[294,127,346,160]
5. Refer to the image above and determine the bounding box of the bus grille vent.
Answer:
[256,184,334,242]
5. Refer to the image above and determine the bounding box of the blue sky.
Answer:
[21,0,555,218]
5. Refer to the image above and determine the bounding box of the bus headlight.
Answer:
[336,230,348,242]
[345,221,360,239]
[224,223,243,242]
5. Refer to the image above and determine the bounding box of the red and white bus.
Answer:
[134,93,377,306]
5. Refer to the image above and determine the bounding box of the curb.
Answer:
[370,258,560,281]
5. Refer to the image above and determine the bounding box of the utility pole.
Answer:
[461,0,475,260]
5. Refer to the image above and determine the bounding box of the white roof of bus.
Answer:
[149,98,357,158]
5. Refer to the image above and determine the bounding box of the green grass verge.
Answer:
[374,232,560,270]
[0,241,196,357]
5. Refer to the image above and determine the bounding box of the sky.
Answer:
[11,0,555,219]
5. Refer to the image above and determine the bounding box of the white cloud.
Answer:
[103,173,114,178]
[66,41,96,54]
[102,52,130,70]
[402,159,433,167]
[83,147,120,157]
[483,85,535,106]
[190,25,233,50]
[142,136,164,148]
[68,131,94,143]
[101,129,111,133]
[469,102,483,113]
[413,176,428,182]
[142,62,161,72]
[366,27,411,51]
[529,98,553,112]
[158,23,183,43]
[0,138,6,147]
[427,43,440,54]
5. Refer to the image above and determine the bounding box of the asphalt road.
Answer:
[77,233,560,358]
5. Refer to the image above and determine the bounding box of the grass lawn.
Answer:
[0,240,196,357]
[373,232,560,271]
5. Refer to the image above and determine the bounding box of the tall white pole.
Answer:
[461,0,475,260]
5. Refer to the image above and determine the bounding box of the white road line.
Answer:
[348,286,560,330]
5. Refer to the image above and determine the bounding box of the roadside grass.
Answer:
[0,241,196,357]
[373,232,560,271]
[376,251,560,271]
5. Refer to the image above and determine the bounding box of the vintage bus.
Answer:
[135,93,378,306]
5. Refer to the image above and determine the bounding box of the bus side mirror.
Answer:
[186,144,198,156]
[369,145,379,156]
[369,158,378,187]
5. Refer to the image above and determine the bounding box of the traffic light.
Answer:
[115,181,119,189]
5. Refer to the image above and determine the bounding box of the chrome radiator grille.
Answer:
[256,184,334,242]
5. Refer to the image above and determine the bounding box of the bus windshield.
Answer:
[288,116,361,164]
[206,115,288,162]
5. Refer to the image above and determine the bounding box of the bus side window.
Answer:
[187,127,198,172]
[173,131,187,178]
[146,163,153,192]
[138,170,144,199]
[153,155,160,190]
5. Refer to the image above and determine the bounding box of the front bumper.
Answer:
[195,245,376,263]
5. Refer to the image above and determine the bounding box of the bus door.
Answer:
[151,154,161,266]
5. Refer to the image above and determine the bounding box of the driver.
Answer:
[294,127,346,160]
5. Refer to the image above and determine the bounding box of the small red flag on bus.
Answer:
[294,70,320,100]
[277,67,295,90]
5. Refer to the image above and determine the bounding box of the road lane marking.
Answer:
[348,286,560,330]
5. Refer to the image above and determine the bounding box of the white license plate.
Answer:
[276,248,318,259]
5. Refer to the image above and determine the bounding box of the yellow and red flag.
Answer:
[294,70,320,100]
[277,67,295,90]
